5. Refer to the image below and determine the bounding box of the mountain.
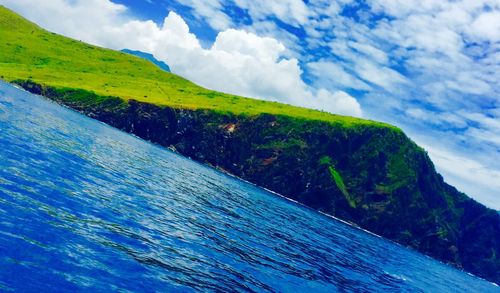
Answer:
[121,49,170,72]
[0,6,499,283]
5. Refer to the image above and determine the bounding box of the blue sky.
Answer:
[1,0,499,208]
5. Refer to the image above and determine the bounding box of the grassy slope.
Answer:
[0,5,397,130]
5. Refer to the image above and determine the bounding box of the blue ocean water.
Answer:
[0,80,497,292]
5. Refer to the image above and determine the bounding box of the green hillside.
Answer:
[0,5,395,130]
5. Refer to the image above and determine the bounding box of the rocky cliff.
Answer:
[16,80,500,283]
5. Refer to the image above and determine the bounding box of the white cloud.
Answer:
[175,0,231,30]
[312,89,362,116]
[0,0,362,118]
[469,11,500,42]
[374,15,464,56]
[329,40,361,62]
[445,72,492,95]
[1,0,127,45]
[354,60,408,90]
[212,29,285,62]
[234,0,309,27]
[461,111,500,131]
[175,0,310,29]
[405,108,468,129]
[348,41,388,64]
[466,128,500,147]
[307,61,372,91]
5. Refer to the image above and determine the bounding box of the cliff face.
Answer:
[16,81,500,283]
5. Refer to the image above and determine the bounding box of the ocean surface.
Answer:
[0,81,497,292]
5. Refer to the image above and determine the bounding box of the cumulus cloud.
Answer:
[212,29,285,62]
[0,0,127,45]
[0,0,362,117]
[312,90,362,116]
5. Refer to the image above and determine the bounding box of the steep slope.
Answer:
[1,6,499,283]
[121,49,171,72]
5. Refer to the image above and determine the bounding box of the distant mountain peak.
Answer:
[121,49,170,72]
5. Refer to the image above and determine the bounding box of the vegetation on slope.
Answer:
[0,5,396,130]
[1,5,499,283]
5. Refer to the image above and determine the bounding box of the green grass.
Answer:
[0,5,399,130]
[328,166,356,208]
[319,156,356,208]
[318,155,333,166]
